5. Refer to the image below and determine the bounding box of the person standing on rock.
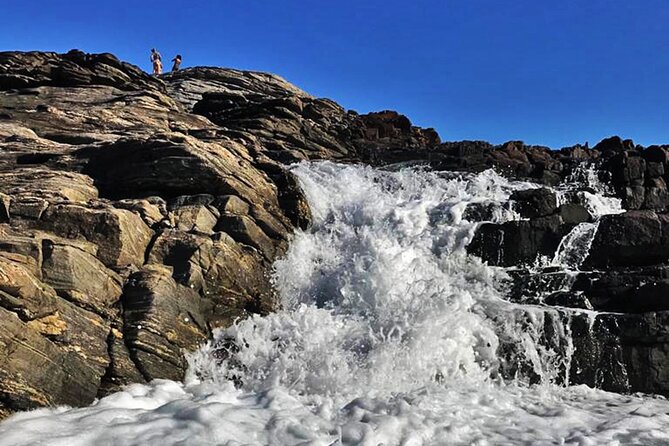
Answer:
[171,54,182,71]
[150,48,162,75]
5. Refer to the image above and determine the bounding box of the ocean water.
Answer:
[1,162,669,446]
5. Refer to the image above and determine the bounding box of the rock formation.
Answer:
[2,49,669,415]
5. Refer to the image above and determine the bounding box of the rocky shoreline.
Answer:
[1,49,669,416]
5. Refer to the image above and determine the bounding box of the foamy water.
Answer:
[1,162,668,446]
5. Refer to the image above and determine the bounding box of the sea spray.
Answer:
[193,163,615,397]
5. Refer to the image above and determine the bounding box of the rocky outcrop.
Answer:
[604,142,669,211]
[0,50,313,414]
[165,67,441,164]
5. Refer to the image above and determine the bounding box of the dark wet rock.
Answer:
[585,211,669,267]
[506,268,575,304]
[468,216,562,266]
[510,188,558,218]
[468,208,591,266]
[597,141,669,211]
[462,201,510,222]
[543,291,593,310]
[570,311,669,395]
[593,136,636,154]
[572,266,669,313]
[558,204,593,225]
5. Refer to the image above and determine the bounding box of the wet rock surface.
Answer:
[2,49,669,414]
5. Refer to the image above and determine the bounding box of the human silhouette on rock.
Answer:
[171,54,182,71]
[150,48,162,75]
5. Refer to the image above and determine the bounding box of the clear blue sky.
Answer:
[3,0,669,148]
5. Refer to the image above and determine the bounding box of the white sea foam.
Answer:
[1,162,668,446]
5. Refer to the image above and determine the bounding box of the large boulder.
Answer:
[585,211,669,267]
[468,216,565,266]
[572,266,669,313]
[570,311,669,395]
[147,230,275,327]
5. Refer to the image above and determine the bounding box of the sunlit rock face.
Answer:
[0,50,312,414]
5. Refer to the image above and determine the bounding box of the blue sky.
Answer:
[3,0,669,148]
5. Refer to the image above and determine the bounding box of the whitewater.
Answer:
[2,161,669,446]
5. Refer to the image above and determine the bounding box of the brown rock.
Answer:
[41,242,123,315]
[216,214,278,259]
[171,204,218,234]
[0,256,58,320]
[39,204,153,268]
[0,306,103,413]
[122,265,210,381]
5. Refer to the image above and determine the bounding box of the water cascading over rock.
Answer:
[2,50,669,443]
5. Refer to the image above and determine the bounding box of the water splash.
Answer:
[193,163,590,397]
[551,221,600,269]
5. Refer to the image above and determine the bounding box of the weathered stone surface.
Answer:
[0,50,317,415]
[122,265,209,381]
[0,255,58,320]
[27,297,110,372]
[0,50,162,92]
[147,230,274,326]
[41,242,123,315]
[216,195,250,215]
[114,198,167,228]
[0,169,98,203]
[39,205,153,268]
[216,214,278,259]
[80,135,274,203]
[0,307,103,413]
[100,327,147,396]
[171,204,218,234]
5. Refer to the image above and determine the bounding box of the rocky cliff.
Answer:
[1,49,669,416]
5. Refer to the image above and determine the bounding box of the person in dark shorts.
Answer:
[171,54,182,71]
